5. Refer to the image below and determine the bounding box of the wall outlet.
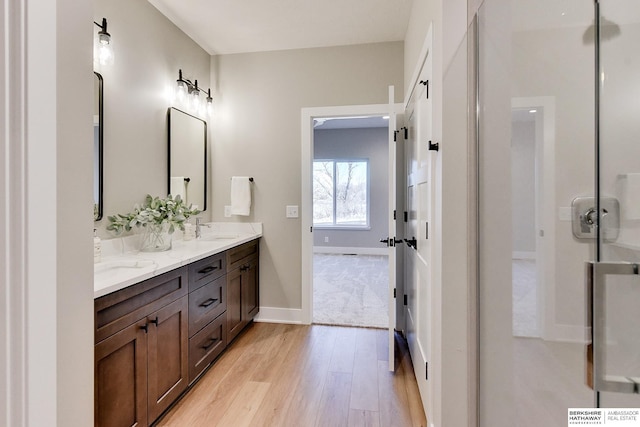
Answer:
[324,236,329,243]
[224,205,232,217]
[286,205,299,218]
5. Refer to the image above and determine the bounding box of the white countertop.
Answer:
[94,222,262,299]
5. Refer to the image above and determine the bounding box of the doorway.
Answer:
[510,99,555,340]
[511,106,539,338]
[310,115,390,328]
[301,99,402,369]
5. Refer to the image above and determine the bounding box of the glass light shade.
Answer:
[190,89,200,112]
[206,100,214,117]
[176,81,187,103]
[97,42,114,66]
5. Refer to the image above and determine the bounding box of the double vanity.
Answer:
[94,223,262,426]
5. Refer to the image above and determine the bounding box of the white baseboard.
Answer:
[254,307,305,324]
[512,251,536,260]
[313,246,388,256]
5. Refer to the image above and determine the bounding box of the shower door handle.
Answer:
[586,261,640,394]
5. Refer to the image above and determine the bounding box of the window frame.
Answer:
[312,158,370,230]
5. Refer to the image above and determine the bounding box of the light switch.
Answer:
[224,206,232,217]
[286,205,299,218]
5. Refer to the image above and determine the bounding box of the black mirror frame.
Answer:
[94,71,104,221]
[167,107,207,211]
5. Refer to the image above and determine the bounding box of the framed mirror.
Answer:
[94,72,104,221]
[168,107,207,211]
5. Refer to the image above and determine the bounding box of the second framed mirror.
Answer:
[168,107,207,211]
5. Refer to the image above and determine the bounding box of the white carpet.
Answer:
[313,253,389,328]
[512,259,539,337]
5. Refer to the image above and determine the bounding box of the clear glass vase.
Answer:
[140,222,172,252]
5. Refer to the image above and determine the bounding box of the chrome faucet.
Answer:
[195,217,210,239]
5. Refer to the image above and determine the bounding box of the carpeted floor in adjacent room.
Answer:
[313,253,388,328]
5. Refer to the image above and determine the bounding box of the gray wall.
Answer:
[94,0,210,237]
[210,42,404,310]
[312,127,389,249]
[511,120,536,253]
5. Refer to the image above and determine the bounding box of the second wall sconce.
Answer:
[175,69,213,117]
[94,18,114,66]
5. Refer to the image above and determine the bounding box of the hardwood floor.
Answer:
[156,323,428,427]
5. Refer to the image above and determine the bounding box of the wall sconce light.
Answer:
[176,69,213,116]
[94,18,114,66]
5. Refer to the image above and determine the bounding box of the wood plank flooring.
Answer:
[156,323,428,427]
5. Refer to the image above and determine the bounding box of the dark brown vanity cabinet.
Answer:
[95,239,260,426]
[226,240,259,342]
[94,268,189,427]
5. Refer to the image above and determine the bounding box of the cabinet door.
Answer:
[147,296,189,423]
[95,319,148,427]
[242,258,259,320]
[226,268,244,342]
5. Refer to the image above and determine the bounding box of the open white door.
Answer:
[386,86,398,371]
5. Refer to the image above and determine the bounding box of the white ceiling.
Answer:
[148,0,413,55]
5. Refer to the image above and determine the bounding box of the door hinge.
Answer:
[393,130,399,142]
[402,127,408,139]
[403,294,407,306]
[404,211,408,222]
[310,226,313,232]
[393,288,396,298]
[428,141,439,151]
[419,79,429,99]
[426,362,429,380]
[393,210,396,220]
[425,222,428,240]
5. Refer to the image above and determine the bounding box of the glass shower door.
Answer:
[595,0,640,409]
[477,0,597,425]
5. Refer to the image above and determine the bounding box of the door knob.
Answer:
[379,238,390,245]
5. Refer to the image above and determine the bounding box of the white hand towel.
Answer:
[170,176,187,202]
[231,176,251,216]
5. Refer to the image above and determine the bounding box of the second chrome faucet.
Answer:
[195,217,210,239]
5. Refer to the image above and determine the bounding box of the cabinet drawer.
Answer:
[227,239,258,271]
[188,314,226,383]
[95,267,188,344]
[188,276,226,337]
[188,253,226,291]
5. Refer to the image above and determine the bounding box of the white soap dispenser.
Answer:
[93,228,102,264]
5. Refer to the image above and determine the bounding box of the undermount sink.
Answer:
[94,259,156,275]
[197,233,240,241]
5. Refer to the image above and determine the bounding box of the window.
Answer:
[313,159,369,228]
